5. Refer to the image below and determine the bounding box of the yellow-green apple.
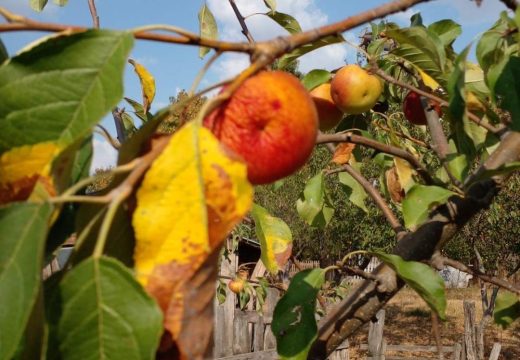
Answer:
[204,71,318,184]
[310,83,344,131]
[228,278,245,294]
[330,64,382,114]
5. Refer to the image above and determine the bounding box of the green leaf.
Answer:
[448,46,470,124]
[0,37,7,65]
[266,11,302,34]
[0,30,134,153]
[121,112,138,138]
[239,288,251,310]
[410,13,423,27]
[492,56,520,131]
[476,17,509,73]
[301,69,331,91]
[0,202,53,360]
[493,291,520,328]
[216,279,227,305]
[252,203,293,274]
[124,97,151,122]
[272,269,325,360]
[70,136,93,186]
[277,35,344,70]
[198,4,218,59]
[372,252,447,320]
[30,0,48,11]
[53,0,68,5]
[296,173,334,228]
[402,185,455,229]
[263,0,276,14]
[428,20,461,46]
[338,171,368,213]
[387,27,447,86]
[47,257,163,360]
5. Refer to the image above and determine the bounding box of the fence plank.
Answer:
[488,343,501,360]
[253,315,265,352]
[453,343,462,360]
[217,349,277,360]
[360,344,457,352]
[233,311,251,355]
[368,309,386,360]
[262,288,279,350]
[214,248,238,358]
[463,301,477,360]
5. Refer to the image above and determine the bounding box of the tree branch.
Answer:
[333,164,406,237]
[317,132,434,185]
[87,0,99,28]
[433,255,520,296]
[309,130,520,358]
[373,67,504,135]
[228,0,255,43]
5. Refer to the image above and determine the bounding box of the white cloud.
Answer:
[298,43,349,73]
[386,8,418,25]
[436,0,506,25]
[213,53,250,81]
[90,138,117,174]
[207,0,337,80]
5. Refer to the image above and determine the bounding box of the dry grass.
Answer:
[345,287,520,359]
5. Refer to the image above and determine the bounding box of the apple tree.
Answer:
[0,0,519,359]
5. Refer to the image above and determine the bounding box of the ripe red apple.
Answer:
[204,71,318,185]
[309,83,344,131]
[403,91,442,126]
[330,64,382,114]
[228,278,245,294]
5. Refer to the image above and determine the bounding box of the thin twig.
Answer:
[228,0,255,43]
[219,274,286,292]
[437,256,520,296]
[317,132,434,185]
[95,124,120,149]
[373,67,504,135]
[372,120,430,149]
[339,265,380,282]
[189,50,222,96]
[87,0,99,28]
[0,18,254,53]
[336,164,406,237]
[421,96,463,190]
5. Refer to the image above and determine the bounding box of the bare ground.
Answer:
[345,287,520,360]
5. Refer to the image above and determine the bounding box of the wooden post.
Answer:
[453,343,462,360]
[368,309,386,360]
[253,315,265,352]
[233,311,251,354]
[488,343,501,360]
[263,288,279,350]
[214,245,238,357]
[463,301,477,360]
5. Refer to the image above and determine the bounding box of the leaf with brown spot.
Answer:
[133,122,253,359]
[331,143,356,165]
[386,167,405,203]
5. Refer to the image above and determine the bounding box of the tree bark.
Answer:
[308,131,520,359]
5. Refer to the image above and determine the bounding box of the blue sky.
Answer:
[0,0,508,171]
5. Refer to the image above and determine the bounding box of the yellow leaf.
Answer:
[132,122,253,357]
[128,58,156,113]
[394,157,415,192]
[251,203,292,274]
[331,143,356,165]
[0,142,59,204]
[418,69,440,91]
